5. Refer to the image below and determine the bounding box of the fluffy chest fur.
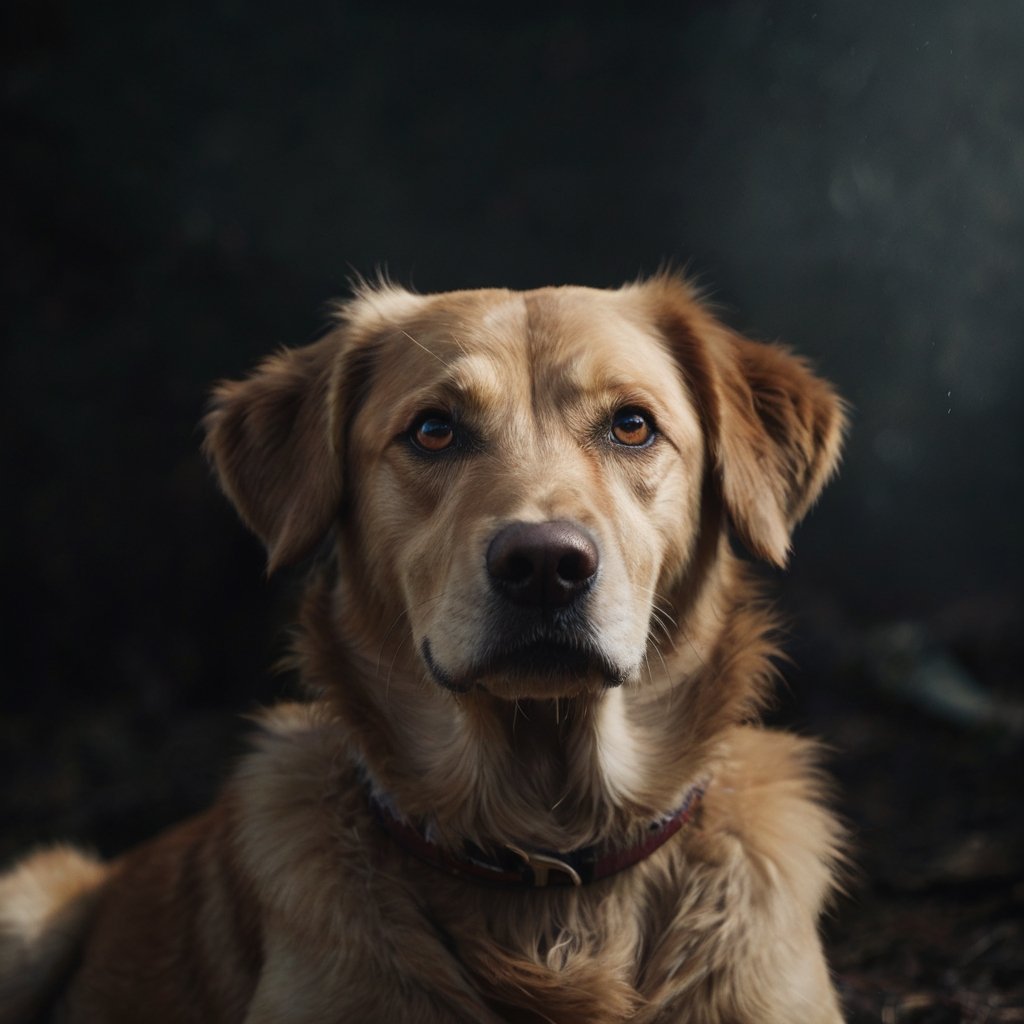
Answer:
[232,705,841,1024]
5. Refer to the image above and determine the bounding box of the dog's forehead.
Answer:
[369,286,684,400]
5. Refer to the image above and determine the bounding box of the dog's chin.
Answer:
[421,638,626,700]
[476,660,617,701]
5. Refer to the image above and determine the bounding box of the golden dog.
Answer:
[1,275,847,1022]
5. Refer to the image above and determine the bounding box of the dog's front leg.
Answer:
[243,932,504,1024]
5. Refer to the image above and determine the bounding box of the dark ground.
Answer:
[2,3,1022,1020]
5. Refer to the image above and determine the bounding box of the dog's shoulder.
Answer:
[699,725,843,911]
[230,701,369,904]
[60,703,379,1023]
[634,727,845,1022]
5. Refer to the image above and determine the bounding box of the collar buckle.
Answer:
[504,843,583,887]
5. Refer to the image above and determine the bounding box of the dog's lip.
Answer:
[421,636,624,694]
[421,638,474,694]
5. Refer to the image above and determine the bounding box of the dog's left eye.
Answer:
[610,408,655,447]
[410,412,456,453]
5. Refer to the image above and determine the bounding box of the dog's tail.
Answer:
[0,846,109,1024]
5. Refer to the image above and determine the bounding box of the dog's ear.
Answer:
[711,334,847,566]
[202,334,342,573]
[650,277,847,566]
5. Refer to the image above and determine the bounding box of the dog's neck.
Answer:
[296,547,772,852]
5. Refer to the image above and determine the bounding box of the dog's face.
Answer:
[204,277,844,703]
[345,288,706,699]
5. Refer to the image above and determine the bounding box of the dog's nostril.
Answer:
[487,520,599,609]
[556,547,598,584]
[505,554,534,584]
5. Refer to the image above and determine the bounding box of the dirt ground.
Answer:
[828,709,1024,1022]
[799,595,1024,1022]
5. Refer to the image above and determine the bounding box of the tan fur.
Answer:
[0,848,108,1024]
[0,275,848,1022]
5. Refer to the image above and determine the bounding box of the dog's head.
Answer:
[204,276,845,702]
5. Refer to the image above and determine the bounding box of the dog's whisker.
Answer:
[648,609,677,649]
[651,641,674,704]
[384,628,417,701]
[641,649,654,687]
[653,598,681,627]
[448,331,470,358]
[652,601,679,631]
[375,607,413,678]
[377,593,449,694]
[677,625,709,672]
[400,329,451,367]
[634,584,681,620]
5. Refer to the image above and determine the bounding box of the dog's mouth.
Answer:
[421,635,625,697]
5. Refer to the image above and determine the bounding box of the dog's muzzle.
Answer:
[420,520,623,694]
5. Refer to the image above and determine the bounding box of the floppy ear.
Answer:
[712,333,847,566]
[202,334,342,573]
[651,278,847,566]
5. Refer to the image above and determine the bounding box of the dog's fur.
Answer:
[1,275,848,1023]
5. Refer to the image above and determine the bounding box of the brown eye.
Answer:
[610,408,655,447]
[411,412,455,452]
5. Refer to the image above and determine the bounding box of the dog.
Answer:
[1,274,848,1022]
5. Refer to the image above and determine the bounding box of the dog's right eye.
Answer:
[410,412,455,453]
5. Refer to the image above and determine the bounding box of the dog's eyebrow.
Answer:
[409,378,503,416]
[534,366,664,411]
[412,353,513,410]
[388,368,500,424]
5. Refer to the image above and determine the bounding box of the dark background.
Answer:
[3,2,1022,1019]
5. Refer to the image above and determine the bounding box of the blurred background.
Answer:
[2,2,1022,1019]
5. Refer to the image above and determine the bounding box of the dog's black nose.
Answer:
[486,521,599,609]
